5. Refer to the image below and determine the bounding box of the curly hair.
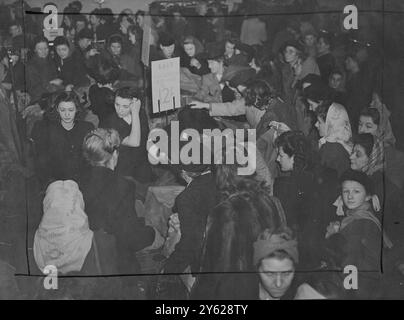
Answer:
[44,91,84,122]
[244,80,277,109]
[275,131,311,172]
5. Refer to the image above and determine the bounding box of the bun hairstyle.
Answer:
[275,131,311,172]
[82,128,121,167]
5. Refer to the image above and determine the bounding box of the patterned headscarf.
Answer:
[34,180,93,274]
[363,137,384,176]
[319,103,353,154]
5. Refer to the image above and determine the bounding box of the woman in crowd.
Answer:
[274,131,324,269]
[31,91,94,185]
[350,133,404,265]
[25,36,63,103]
[181,36,210,76]
[254,229,302,299]
[281,41,320,106]
[324,169,392,299]
[191,144,287,299]
[33,180,123,299]
[53,36,90,91]
[79,128,163,296]
[315,101,352,177]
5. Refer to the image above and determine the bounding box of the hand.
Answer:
[325,221,340,239]
[21,104,43,119]
[88,48,99,57]
[189,100,209,110]
[235,49,241,55]
[130,98,141,114]
[168,213,180,232]
[50,78,63,86]
[65,84,74,92]
[190,58,201,69]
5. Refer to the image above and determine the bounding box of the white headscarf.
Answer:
[319,103,353,154]
[33,180,93,275]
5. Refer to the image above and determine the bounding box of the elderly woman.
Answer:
[31,91,94,184]
[315,101,352,177]
[25,36,63,103]
[78,128,162,281]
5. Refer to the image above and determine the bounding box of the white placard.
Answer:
[151,57,181,114]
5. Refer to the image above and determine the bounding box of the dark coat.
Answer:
[25,56,59,102]
[54,53,90,88]
[164,172,217,274]
[317,52,336,84]
[31,119,94,183]
[78,166,155,274]
[100,110,153,183]
[319,142,350,177]
[88,84,115,123]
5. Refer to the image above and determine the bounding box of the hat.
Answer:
[340,169,373,195]
[281,40,304,54]
[77,28,93,40]
[253,229,298,266]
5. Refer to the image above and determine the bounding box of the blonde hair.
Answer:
[82,128,120,167]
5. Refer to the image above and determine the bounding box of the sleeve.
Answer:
[320,144,350,177]
[194,75,213,102]
[164,191,204,274]
[31,121,51,180]
[25,65,49,99]
[209,98,247,117]
[108,179,155,252]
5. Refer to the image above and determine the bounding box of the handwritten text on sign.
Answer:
[151,57,181,114]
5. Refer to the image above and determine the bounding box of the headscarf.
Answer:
[253,229,298,266]
[33,180,94,274]
[319,103,353,154]
[369,95,396,148]
[364,137,384,176]
[340,202,393,249]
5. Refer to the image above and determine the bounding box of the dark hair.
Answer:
[353,133,374,158]
[75,14,87,24]
[202,177,286,274]
[135,10,145,18]
[315,100,333,122]
[127,25,141,40]
[303,81,331,103]
[45,91,84,122]
[118,13,134,25]
[159,33,175,47]
[33,36,49,50]
[53,36,70,48]
[115,87,141,100]
[94,60,120,85]
[359,108,380,126]
[108,34,123,47]
[340,169,373,195]
[275,131,311,172]
[318,32,333,49]
[244,80,277,109]
[329,69,343,78]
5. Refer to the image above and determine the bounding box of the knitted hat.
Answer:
[340,169,373,195]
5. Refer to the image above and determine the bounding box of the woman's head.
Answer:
[254,229,298,299]
[315,102,352,143]
[345,54,360,73]
[108,34,123,56]
[33,36,49,58]
[53,36,70,59]
[183,36,204,58]
[244,80,277,109]
[282,42,304,64]
[48,91,82,125]
[82,128,120,169]
[358,108,380,136]
[350,133,374,171]
[328,69,344,90]
[275,131,310,172]
[340,169,373,210]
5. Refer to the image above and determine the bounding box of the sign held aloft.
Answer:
[151,57,181,114]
